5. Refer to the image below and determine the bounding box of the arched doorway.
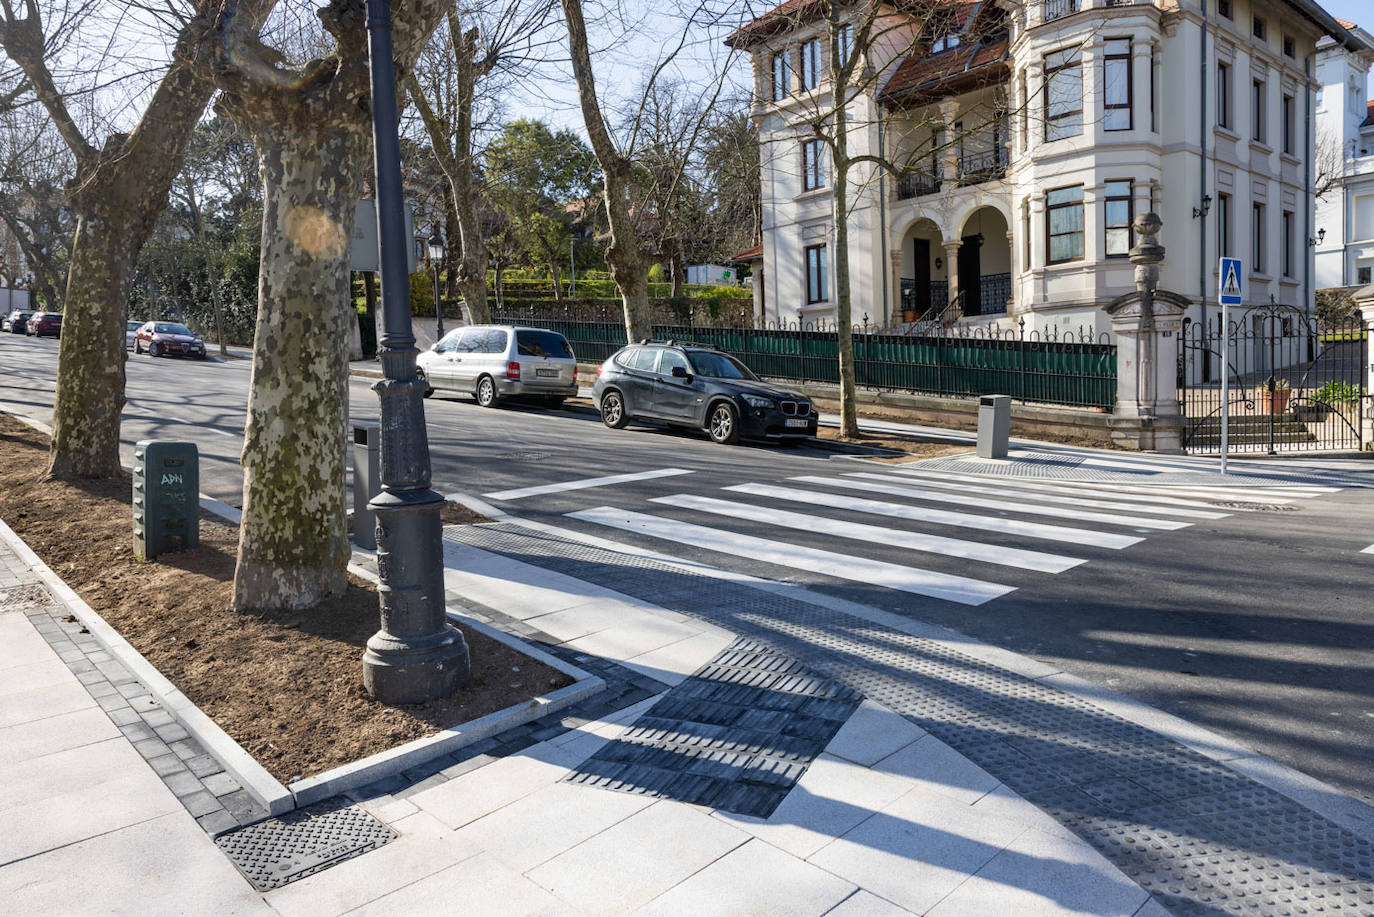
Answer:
[956,207,1011,318]
[897,218,945,321]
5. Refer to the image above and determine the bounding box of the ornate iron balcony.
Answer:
[896,173,941,200]
[956,148,1009,185]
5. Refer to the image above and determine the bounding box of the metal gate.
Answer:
[1178,303,1368,454]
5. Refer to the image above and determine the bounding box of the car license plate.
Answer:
[785,418,808,429]
[535,368,558,377]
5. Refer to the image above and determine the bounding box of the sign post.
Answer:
[1217,257,1244,475]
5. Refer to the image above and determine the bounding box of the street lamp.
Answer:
[427,230,444,341]
[362,0,469,704]
[1307,228,1326,248]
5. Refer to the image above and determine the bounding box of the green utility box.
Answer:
[133,440,199,560]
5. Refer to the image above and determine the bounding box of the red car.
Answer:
[134,321,207,358]
[25,312,61,338]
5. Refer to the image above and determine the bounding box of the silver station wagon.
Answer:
[417,324,578,408]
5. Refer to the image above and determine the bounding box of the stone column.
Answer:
[891,249,905,322]
[1105,213,1187,452]
[939,100,960,183]
[1356,284,1374,449]
[943,239,962,317]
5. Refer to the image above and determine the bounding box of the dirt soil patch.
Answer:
[0,414,571,783]
[814,424,969,463]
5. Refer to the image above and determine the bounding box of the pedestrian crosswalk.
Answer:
[538,465,1342,610]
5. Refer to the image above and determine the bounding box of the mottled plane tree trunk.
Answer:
[185,0,450,611]
[0,0,227,478]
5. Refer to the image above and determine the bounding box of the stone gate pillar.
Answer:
[1355,284,1374,449]
[1105,213,1187,453]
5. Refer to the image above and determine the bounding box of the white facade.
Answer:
[1313,22,1374,288]
[733,0,1367,336]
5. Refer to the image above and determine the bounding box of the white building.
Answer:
[1313,18,1374,288]
[728,0,1368,336]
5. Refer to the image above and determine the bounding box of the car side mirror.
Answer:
[429,342,440,352]
[671,365,692,381]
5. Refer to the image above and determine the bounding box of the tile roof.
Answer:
[1334,17,1356,30]
[1364,99,1374,128]
[729,243,764,261]
[880,38,1010,104]
[726,0,820,48]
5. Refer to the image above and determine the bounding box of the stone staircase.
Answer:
[1185,412,1316,449]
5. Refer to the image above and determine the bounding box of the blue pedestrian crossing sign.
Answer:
[1218,257,1243,306]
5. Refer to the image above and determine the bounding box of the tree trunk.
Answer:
[670,244,686,298]
[229,118,360,611]
[550,260,563,303]
[46,211,132,478]
[832,79,858,437]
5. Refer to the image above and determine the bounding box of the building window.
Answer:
[805,244,828,303]
[1281,210,1294,277]
[1217,63,1231,129]
[932,31,960,53]
[1217,192,1231,256]
[1104,180,1133,257]
[1252,17,1265,40]
[1150,45,1158,132]
[800,39,821,91]
[771,51,790,101]
[801,139,826,191]
[1019,71,1029,148]
[1044,48,1083,141]
[838,24,853,69]
[1360,266,1373,285]
[1252,202,1264,273]
[1103,38,1132,131]
[1046,185,1085,263]
[1022,199,1032,268]
[1217,0,1231,18]
[1252,79,1265,143]
[1283,35,1295,57]
[1282,94,1295,154]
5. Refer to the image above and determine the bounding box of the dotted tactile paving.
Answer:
[565,637,859,818]
[447,523,1374,916]
[0,582,54,612]
[214,796,396,891]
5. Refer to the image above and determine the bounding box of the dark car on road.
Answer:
[25,312,61,338]
[134,321,206,358]
[593,341,817,445]
[3,310,33,334]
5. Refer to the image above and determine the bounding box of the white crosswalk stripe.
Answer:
[724,482,1143,549]
[864,470,1231,520]
[1017,478,1337,503]
[651,493,1087,573]
[874,469,1253,511]
[567,506,1015,606]
[483,468,693,501]
[824,475,1192,531]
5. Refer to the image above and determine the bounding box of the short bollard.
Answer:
[133,441,199,560]
[352,423,381,550]
[977,395,1011,460]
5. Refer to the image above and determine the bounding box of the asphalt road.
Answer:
[3,331,1374,807]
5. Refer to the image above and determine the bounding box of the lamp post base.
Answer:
[363,624,469,705]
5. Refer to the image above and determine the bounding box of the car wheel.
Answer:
[475,375,499,408]
[600,390,629,429]
[417,369,434,398]
[707,401,740,445]
[148,342,160,357]
[134,340,143,354]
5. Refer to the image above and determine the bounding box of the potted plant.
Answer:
[1259,380,1291,415]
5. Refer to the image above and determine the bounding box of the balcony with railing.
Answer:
[1043,0,1078,19]
[895,173,941,200]
[956,147,1009,185]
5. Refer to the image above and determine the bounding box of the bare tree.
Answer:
[1314,126,1344,202]
[0,115,73,309]
[0,0,241,478]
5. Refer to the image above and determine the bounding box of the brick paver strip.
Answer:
[447,523,1374,917]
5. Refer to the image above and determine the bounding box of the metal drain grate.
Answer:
[0,583,53,612]
[215,796,396,891]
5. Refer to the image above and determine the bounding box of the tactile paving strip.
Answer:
[448,523,1374,916]
[565,637,859,817]
[215,796,396,891]
[0,582,54,612]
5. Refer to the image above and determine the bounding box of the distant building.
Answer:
[728,0,1368,334]
[1313,18,1374,288]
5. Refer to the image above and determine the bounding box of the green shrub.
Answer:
[1313,381,1360,405]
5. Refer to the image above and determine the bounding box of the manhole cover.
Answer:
[495,450,552,462]
[1209,501,1298,512]
[0,583,53,612]
[215,796,396,891]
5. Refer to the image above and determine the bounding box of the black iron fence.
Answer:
[494,308,1117,409]
[957,148,1009,185]
[896,173,941,199]
[1178,305,1368,453]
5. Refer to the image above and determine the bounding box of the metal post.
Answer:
[1220,296,1229,475]
[569,238,576,301]
[362,0,469,705]
[433,258,444,343]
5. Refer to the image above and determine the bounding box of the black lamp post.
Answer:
[427,230,445,341]
[361,0,469,704]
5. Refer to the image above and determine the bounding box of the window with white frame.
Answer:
[1281,210,1294,277]
[1044,47,1083,141]
[1046,185,1084,263]
[771,51,790,101]
[1252,202,1265,273]
[801,139,826,191]
[932,31,960,53]
[838,24,853,69]
[1217,62,1231,128]
[800,39,821,91]
[1217,192,1231,256]
[1104,180,1133,257]
[1252,78,1265,143]
[805,245,828,303]
[1103,38,1132,131]
[1282,94,1294,154]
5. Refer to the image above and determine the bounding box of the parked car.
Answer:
[125,320,144,350]
[133,321,206,358]
[3,310,33,334]
[25,312,61,338]
[592,341,817,445]
[417,325,577,408]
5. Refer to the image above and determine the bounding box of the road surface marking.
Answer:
[1363,544,1374,555]
[729,482,1143,549]
[651,493,1086,574]
[868,470,1230,519]
[567,506,1014,607]
[1039,478,1336,502]
[483,468,694,501]
[875,469,1250,511]
[834,474,1191,531]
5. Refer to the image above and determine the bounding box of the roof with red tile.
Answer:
[1334,17,1356,30]
[1364,99,1374,128]
[880,37,1009,104]
[729,243,764,262]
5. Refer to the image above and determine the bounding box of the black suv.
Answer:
[592,341,817,445]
